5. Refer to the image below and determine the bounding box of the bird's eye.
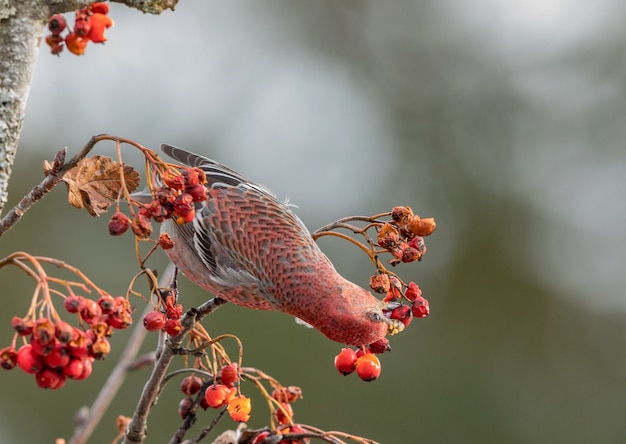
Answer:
[368,311,382,322]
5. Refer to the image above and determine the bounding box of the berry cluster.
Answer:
[108,166,208,239]
[334,342,385,382]
[45,3,114,56]
[177,363,251,423]
[143,292,184,337]
[0,294,132,389]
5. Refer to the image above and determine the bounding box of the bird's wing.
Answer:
[160,144,327,308]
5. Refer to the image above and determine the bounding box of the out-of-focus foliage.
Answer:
[2,1,626,442]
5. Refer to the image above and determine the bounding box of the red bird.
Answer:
[160,144,402,346]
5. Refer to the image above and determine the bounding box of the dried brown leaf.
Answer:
[62,155,140,216]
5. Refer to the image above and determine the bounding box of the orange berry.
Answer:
[355,353,381,382]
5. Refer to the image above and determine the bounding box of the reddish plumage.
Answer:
[160,144,400,346]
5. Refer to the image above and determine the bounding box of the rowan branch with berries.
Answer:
[0,134,435,444]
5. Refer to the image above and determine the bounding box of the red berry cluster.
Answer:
[45,3,114,56]
[108,166,208,239]
[177,363,251,423]
[46,2,113,55]
[334,343,385,382]
[0,295,132,389]
[143,293,183,336]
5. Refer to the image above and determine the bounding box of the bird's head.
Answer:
[304,281,405,346]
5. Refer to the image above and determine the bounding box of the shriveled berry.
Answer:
[173,193,194,219]
[408,236,426,255]
[89,337,111,359]
[369,273,390,294]
[143,311,166,331]
[178,397,194,420]
[180,375,203,396]
[355,353,381,382]
[219,363,239,387]
[391,205,413,225]
[272,385,302,403]
[131,213,153,238]
[408,216,436,237]
[412,296,430,318]
[334,348,357,376]
[159,233,175,250]
[377,222,399,249]
[401,244,421,263]
[108,211,130,236]
[404,281,422,302]
[65,32,88,55]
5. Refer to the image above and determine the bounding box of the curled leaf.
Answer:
[62,155,140,216]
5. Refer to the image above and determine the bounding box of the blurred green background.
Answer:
[2,0,626,442]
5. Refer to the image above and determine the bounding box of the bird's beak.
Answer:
[378,301,405,335]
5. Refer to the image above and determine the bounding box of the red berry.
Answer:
[185,183,207,202]
[368,338,391,354]
[173,193,194,219]
[108,211,130,235]
[64,295,84,313]
[180,375,203,396]
[204,384,235,408]
[16,344,43,374]
[251,431,272,444]
[0,346,17,370]
[163,319,182,336]
[412,296,430,318]
[67,328,90,359]
[74,12,90,37]
[36,367,66,389]
[355,353,381,382]
[274,401,293,425]
[30,337,55,356]
[143,311,166,331]
[80,299,102,325]
[90,2,110,14]
[334,348,357,376]
[44,342,70,369]
[54,320,74,344]
[33,317,56,345]
[48,14,67,35]
[164,171,185,190]
[63,357,85,379]
[219,363,238,387]
[11,316,34,336]
[87,12,113,44]
[74,358,93,380]
[389,305,412,328]
[181,168,199,187]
